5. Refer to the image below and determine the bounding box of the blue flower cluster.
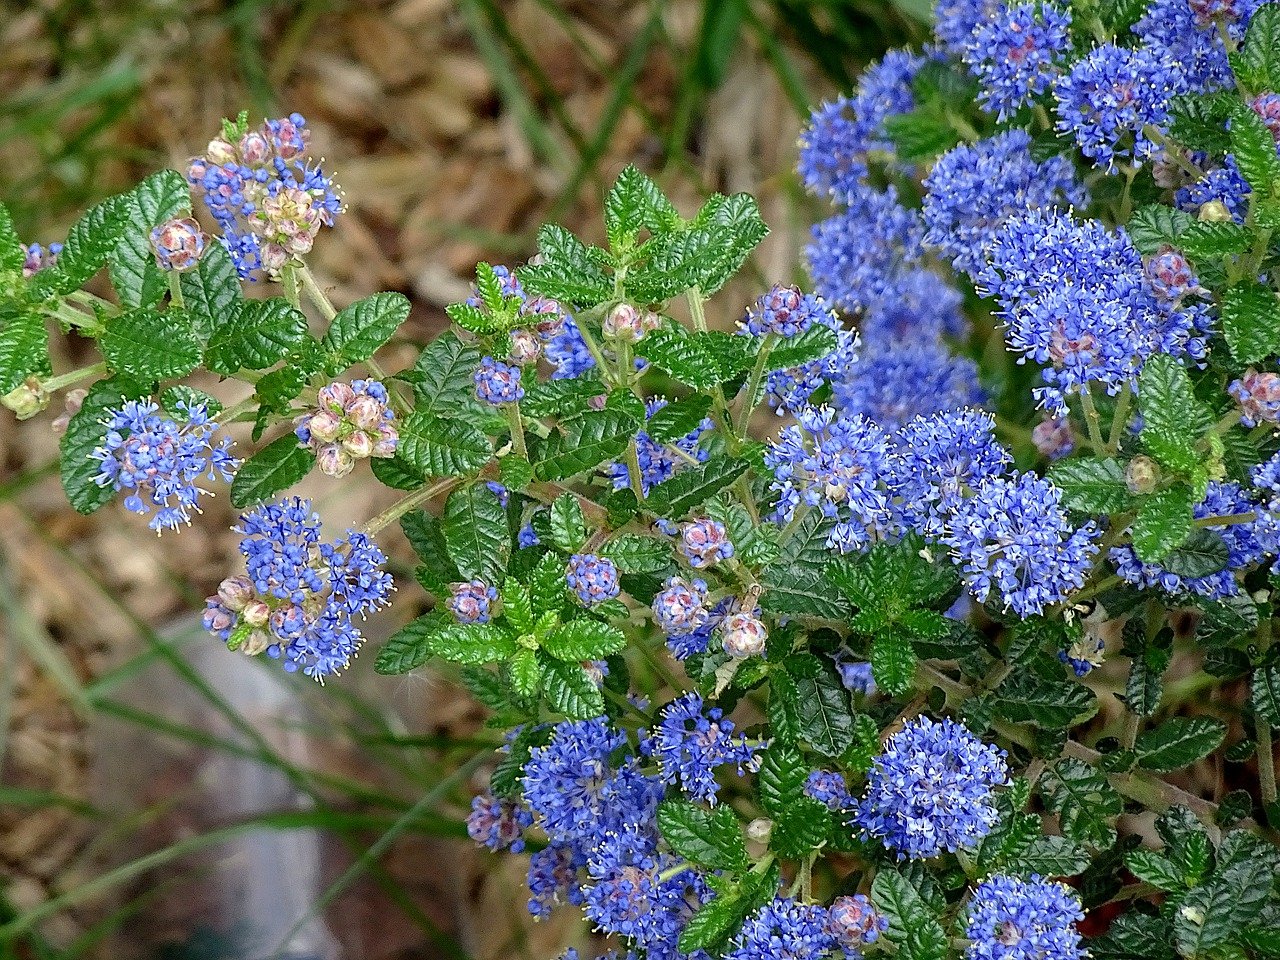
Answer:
[725,898,846,960]
[964,3,1073,120]
[566,553,621,608]
[855,715,1009,859]
[92,400,239,533]
[965,875,1085,960]
[642,693,761,803]
[186,113,342,277]
[202,498,392,679]
[607,398,710,496]
[475,356,525,405]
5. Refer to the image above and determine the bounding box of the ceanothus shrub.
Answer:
[4,2,1280,955]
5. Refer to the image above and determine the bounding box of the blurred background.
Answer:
[0,1,923,956]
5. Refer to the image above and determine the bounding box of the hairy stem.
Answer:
[364,479,458,536]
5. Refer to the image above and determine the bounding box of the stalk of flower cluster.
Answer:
[364,478,458,536]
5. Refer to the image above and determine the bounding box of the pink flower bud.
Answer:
[150,217,207,272]
[307,409,343,443]
[318,382,357,411]
[603,303,644,341]
[371,425,399,458]
[242,599,272,627]
[239,130,271,166]
[345,395,384,430]
[217,575,255,611]
[260,242,289,275]
[509,329,542,365]
[203,605,235,633]
[721,611,767,659]
[52,388,87,435]
[342,430,374,459]
[241,630,273,656]
[318,443,356,477]
[206,137,237,165]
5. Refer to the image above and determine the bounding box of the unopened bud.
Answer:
[371,425,399,458]
[602,303,645,342]
[239,130,271,166]
[2,377,49,420]
[150,217,206,272]
[345,395,383,431]
[318,382,357,411]
[242,599,272,627]
[206,137,237,166]
[746,817,773,842]
[241,629,273,656]
[509,329,542,365]
[1198,200,1232,223]
[1125,455,1160,495]
[307,410,343,443]
[318,443,356,478]
[217,575,255,611]
[342,430,374,459]
[721,611,767,659]
[52,388,88,434]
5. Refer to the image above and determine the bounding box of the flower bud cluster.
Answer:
[295,380,397,478]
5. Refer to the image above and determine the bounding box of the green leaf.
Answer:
[427,622,517,664]
[872,867,948,960]
[1229,102,1280,195]
[397,412,491,478]
[1015,835,1091,878]
[760,566,851,620]
[657,800,748,870]
[549,493,587,552]
[230,433,315,508]
[1253,664,1280,726]
[600,535,671,574]
[1139,355,1211,461]
[992,672,1096,729]
[0,201,22,274]
[444,301,502,335]
[108,170,191,308]
[1132,486,1195,564]
[882,109,961,164]
[1174,850,1275,956]
[605,165,680,251]
[636,324,725,385]
[535,408,638,481]
[1136,716,1226,772]
[1178,220,1252,258]
[541,656,605,718]
[31,196,128,296]
[679,865,779,955]
[443,482,509,583]
[507,648,542,700]
[542,620,627,661]
[756,741,834,858]
[502,579,534,634]
[791,657,855,757]
[1124,628,1171,717]
[205,297,309,374]
[766,323,838,370]
[646,455,749,518]
[375,614,445,674]
[411,330,482,418]
[870,629,918,697]
[1129,205,1193,256]
[179,240,242,342]
[320,291,410,371]
[0,309,51,394]
[1222,281,1280,364]
[530,551,567,612]
[1048,458,1133,513]
[1167,93,1234,154]
[518,225,614,307]
[1042,757,1123,848]
[1160,528,1230,578]
[520,377,606,419]
[100,309,201,382]
[400,509,459,590]
[685,192,769,296]
[59,378,146,514]
[1234,2,1280,89]
[768,671,802,744]
[1125,850,1184,891]
[646,394,713,444]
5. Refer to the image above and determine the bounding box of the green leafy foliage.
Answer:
[1135,717,1226,772]
[59,378,146,514]
[535,408,638,481]
[205,298,309,374]
[872,867,948,960]
[1048,458,1134,513]
[229,433,315,509]
[107,170,190,309]
[320,291,411,372]
[100,309,201,382]
[1042,758,1123,849]
[397,412,491,478]
[541,657,605,719]
[0,308,51,394]
[657,800,747,870]
[443,483,509,583]
[1222,281,1280,364]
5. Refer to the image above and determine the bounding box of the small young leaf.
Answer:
[600,535,672,574]
[375,614,446,674]
[541,656,605,718]
[230,433,315,508]
[180,241,243,342]
[765,324,838,371]
[1048,458,1133,513]
[427,622,517,664]
[1131,486,1195,564]
[605,165,681,251]
[108,170,191,308]
[870,629,918,698]
[412,330,482,418]
[31,196,128,296]
[517,225,614,306]
[0,308,51,394]
[541,620,627,661]
[1221,281,1280,364]
[549,493,588,552]
[636,324,726,385]
[443,482,509,583]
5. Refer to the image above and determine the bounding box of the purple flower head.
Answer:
[150,217,207,272]
[745,284,828,337]
[679,518,735,568]
[829,894,889,950]
[1053,43,1182,169]
[805,769,854,811]
[834,656,877,695]
[296,379,398,475]
[1032,416,1074,460]
[447,580,498,624]
[92,400,239,533]
[721,610,768,659]
[1229,368,1280,426]
[856,268,968,346]
[766,406,896,553]
[652,576,710,637]
[21,241,62,277]
[467,793,532,852]
[935,0,1004,54]
[1252,92,1280,144]
[546,317,597,379]
[1145,247,1203,302]
[642,692,760,804]
[527,842,586,918]
[566,553,620,608]
[922,129,1085,275]
[474,356,525,405]
[965,3,1073,120]
[943,472,1098,617]
[890,409,1013,540]
[856,715,1009,859]
[1135,0,1260,94]
[965,875,1085,960]
[1177,156,1252,222]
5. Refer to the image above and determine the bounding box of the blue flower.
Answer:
[965,3,1073,120]
[1111,482,1279,598]
[764,313,861,416]
[466,793,532,852]
[474,356,525,404]
[607,398,710,496]
[834,656,877,695]
[935,0,1004,54]
[1176,157,1252,222]
[922,130,1084,275]
[21,241,62,277]
[527,842,586,918]
[1229,368,1280,427]
[855,715,1009,859]
[447,580,498,623]
[765,406,896,554]
[965,875,1085,960]
[726,898,838,960]
[855,268,968,347]
[832,339,986,430]
[744,284,829,337]
[204,498,392,679]
[890,409,1012,540]
[566,553,621,607]
[943,472,1098,617]
[805,769,854,811]
[92,400,239,533]
[546,317,598,379]
[807,184,925,314]
[652,577,711,637]
[642,692,760,804]
[1053,43,1182,169]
